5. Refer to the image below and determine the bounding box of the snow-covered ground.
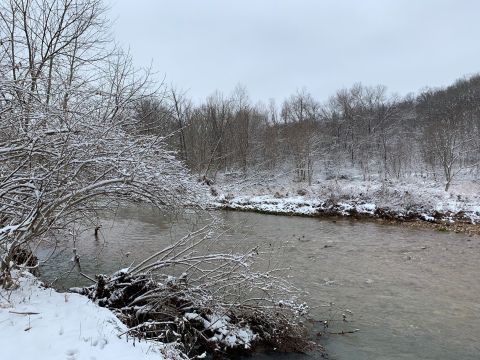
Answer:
[0,272,182,360]
[209,172,480,225]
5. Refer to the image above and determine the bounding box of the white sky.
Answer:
[110,0,480,103]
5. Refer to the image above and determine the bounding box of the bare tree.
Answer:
[170,87,191,162]
[417,81,480,190]
[0,0,200,284]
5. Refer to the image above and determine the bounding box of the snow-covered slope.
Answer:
[0,272,182,360]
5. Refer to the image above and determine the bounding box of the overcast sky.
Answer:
[110,0,480,103]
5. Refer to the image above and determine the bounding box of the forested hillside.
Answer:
[138,76,480,191]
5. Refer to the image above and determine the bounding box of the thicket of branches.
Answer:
[0,0,199,284]
[74,225,313,357]
[145,78,480,190]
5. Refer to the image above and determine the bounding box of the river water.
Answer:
[39,207,480,360]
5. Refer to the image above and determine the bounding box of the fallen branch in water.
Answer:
[9,311,40,315]
[74,224,319,357]
[327,329,360,335]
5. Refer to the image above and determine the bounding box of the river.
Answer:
[39,207,480,360]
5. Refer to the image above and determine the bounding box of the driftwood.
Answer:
[327,329,360,335]
[75,270,318,358]
[9,311,40,315]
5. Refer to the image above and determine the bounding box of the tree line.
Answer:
[139,77,480,190]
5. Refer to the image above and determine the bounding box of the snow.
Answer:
[210,175,480,225]
[213,194,380,217]
[184,312,256,349]
[0,224,21,235]
[0,272,184,360]
[214,194,321,215]
[356,203,376,214]
[420,213,435,222]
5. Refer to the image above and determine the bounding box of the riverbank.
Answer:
[209,176,480,235]
[0,272,182,360]
[1,266,314,359]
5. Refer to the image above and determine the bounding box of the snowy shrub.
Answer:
[0,0,201,284]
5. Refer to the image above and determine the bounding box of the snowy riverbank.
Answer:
[1,269,311,360]
[209,176,480,232]
[0,272,182,360]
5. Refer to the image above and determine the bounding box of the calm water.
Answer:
[39,207,480,360]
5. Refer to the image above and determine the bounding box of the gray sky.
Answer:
[110,0,480,103]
